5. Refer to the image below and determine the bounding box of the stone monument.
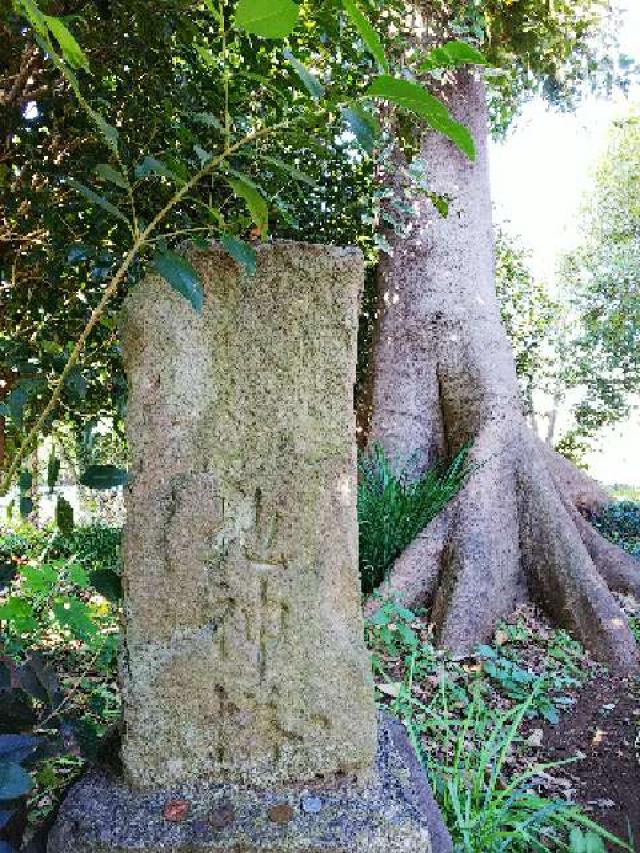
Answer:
[48,242,452,852]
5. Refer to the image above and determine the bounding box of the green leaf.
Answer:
[18,471,32,494]
[227,173,268,234]
[95,163,129,189]
[43,15,89,70]
[92,112,119,151]
[79,464,128,489]
[283,49,324,99]
[0,761,32,800]
[342,0,388,71]
[15,0,48,34]
[396,622,418,648]
[419,40,487,72]
[569,828,587,853]
[429,192,449,217]
[202,0,223,23]
[47,452,60,492]
[541,704,560,725]
[442,40,486,64]
[258,154,316,186]
[234,0,299,38]
[193,144,212,165]
[19,496,33,519]
[52,597,97,641]
[153,251,204,312]
[65,178,129,224]
[366,74,449,120]
[20,565,58,594]
[190,111,223,130]
[67,563,90,588]
[433,116,475,160]
[0,599,37,633]
[220,235,257,276]
[366,75,475,159]
[341,105,379,154]
[476,643,497,658]
[134,156,181,183]
[55,495,74,537]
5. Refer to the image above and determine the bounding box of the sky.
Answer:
[488,1,640,486]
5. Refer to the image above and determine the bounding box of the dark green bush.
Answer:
[64,524,122,574]
[0,523,121,575]
[358,445,470,595]
[0,523,123,642]
[0,523,122,570]
[591,501,640,558]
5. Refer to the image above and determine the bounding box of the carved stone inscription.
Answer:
[120,243,377,790]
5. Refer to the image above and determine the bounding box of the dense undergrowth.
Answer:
[366,600,636,852]
[591,501,640,559]
[0,523,122,847]
[0,488,638,850]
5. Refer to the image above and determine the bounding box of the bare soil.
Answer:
[540,671,640,844]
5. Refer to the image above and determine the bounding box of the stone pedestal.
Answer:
[47,715,452,852]
[48,243,451,852]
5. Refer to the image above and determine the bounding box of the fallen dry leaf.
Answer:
[376,682,402,698]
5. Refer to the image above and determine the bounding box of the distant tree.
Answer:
[558,112,640,450]
[494,225,560,433]
[480,0,635,134]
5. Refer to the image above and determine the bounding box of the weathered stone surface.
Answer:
[119,242,377,790]
[47,715,452,853]
[48,242,453,851]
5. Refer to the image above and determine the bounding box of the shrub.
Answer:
[0,523,122,607]
[0,522,121,571]
[357,444,470,594]
[591,501,640,558]
[0,521,122,849]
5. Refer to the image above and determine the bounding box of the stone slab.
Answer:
[47,715,452,853]
[119,242,377,790]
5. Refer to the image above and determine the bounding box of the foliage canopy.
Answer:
[0,0,634,490]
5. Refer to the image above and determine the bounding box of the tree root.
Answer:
[366,426,639,671]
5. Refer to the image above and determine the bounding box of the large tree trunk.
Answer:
[367,68,638,670]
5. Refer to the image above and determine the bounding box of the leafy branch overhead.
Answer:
[3,0,486,494]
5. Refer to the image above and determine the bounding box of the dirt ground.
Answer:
[540,670,640,845]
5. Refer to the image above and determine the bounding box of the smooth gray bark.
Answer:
[367,68,637,670]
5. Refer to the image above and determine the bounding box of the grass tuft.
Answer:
[357,443,470,594]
